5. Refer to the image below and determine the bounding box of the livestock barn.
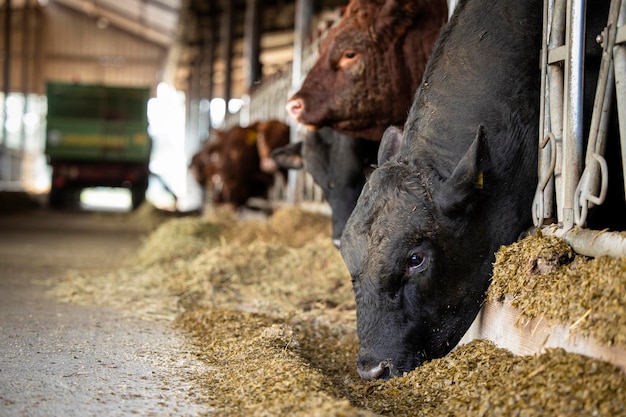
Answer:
[1,0,626,415]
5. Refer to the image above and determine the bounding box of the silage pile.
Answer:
[489,232,626,347]
[50,208,626,416]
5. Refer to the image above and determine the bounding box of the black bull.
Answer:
[340,0,543,379]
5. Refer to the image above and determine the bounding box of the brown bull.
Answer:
[286,0,448,141]
[190,120,290,208]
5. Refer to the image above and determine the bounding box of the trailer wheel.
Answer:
[131,179,148,210]
[48,185,65,209]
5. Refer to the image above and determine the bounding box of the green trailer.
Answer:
[45,82,152,209]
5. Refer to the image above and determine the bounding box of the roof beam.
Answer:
[51,0,173,47]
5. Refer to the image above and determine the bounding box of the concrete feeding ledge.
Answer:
[459,299,626,374]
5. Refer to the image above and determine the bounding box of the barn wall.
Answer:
[0,6,43,94]
[0,3,168,188]
[0,3,167,95]
[41,3,166,90]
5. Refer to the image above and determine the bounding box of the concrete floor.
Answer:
[0,202,210,416]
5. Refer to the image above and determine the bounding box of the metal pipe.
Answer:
[243,0,261,92]
[614,0,626,202]
[287,0,313,205]
[220,0,234,105]
[574,0,621,226]
[561,0,586,231]
[534,0,556,226]
[291,0,313,92]
[2,0,13,182]
[20,1,31,152]
[542,224,626,257]
[548,0,567,224]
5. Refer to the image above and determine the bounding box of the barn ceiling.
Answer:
[44,0,346,96]
[48,0,182,47]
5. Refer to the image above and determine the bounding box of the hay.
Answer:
[489,233,626,346]
[50,207,626,416]
[347,339,626,416]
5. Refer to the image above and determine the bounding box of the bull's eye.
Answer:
[338,50,359,68]
[407,253,428,273]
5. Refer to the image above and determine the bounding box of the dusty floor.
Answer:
[0,200,210,417]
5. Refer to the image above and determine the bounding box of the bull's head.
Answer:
[286,0,447,141]
[340,126,493,379]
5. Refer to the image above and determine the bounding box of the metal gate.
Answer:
[534,0,626,257]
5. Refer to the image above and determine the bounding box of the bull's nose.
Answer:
[357,358,394,380]
[286,98,304,121]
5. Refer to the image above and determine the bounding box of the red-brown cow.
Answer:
[190,140,223,189]
[190,121,290,209]
[286,0,448,141]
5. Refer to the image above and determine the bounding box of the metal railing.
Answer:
[224,32,327,208]
[227,0,626,257]
[534,0,626,257]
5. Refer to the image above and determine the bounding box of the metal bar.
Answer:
[615,0,626,201]
[548,0,567,224]
[542,224,626,257]
[20,1,31,152]
[203,11,217,134]
[243,0,262,92]
[561,0,586,231]
[291,0,313,92]
[548,44,568,63]
[574,0,621,225]
[287,0,313,205]
[534,0,556,226]
[616,23,626,43]
[220,0,234,105]
[2,0,12,183]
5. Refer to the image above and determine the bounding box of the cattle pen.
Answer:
[221,20,329,211]
[3,0,625,414]
[456,0,626,373]
[222,0,626,254]
[216,0,626,376]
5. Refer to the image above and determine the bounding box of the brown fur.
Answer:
[190,123,281,208]
[286,0,448,141]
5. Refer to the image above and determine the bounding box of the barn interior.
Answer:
[1,0,626,415]
[0,0,346,211]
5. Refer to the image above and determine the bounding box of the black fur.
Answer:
[341,0,543,379]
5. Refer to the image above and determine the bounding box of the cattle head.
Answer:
[271,127,379,247]
[341,125,496,379]
[192,126,275,209]
[190,140,224,189]
[286,0,447,141]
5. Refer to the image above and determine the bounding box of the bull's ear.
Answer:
[271,142,304,170]
[435,125,490,217]
[377,125,403,166]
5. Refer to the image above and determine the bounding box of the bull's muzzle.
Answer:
[357,359,395,380]
[285,97,304,121]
